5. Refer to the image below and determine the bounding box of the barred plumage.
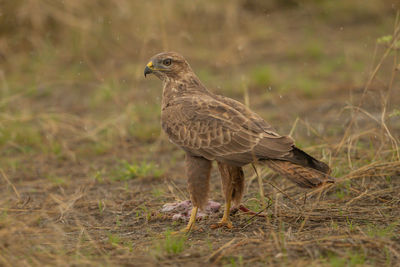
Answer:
[265,160,334,188]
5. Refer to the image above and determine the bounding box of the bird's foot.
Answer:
[210,218,233,229]
[169,206,199,235]
[170,224,200,235]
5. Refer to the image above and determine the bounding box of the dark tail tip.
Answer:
[292,146,331,174]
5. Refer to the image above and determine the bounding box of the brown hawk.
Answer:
[144,52,334,232]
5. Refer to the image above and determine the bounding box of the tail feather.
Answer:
[265,159,335,188]
[288,146,331,174]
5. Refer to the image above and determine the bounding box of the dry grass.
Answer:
[1,1,400,266]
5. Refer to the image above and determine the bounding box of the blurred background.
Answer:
[1,0,399,165]
[1,0,400,265]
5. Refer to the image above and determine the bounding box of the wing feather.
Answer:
[161,95,294,166]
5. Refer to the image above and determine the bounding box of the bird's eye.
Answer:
[163,58,172,66]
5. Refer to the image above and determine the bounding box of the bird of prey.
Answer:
[144,52,334,233]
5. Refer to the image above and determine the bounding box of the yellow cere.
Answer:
[146,61,153,68]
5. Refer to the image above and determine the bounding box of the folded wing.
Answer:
[161,95,294,166]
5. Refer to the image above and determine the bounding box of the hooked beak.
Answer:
[144,61,153,77]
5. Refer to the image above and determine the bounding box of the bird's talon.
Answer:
[211,220,233,229]
[170,229,189,236]
[170,230,187,236]
[170,224,199,235]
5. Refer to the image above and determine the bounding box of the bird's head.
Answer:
[144,52,192,81]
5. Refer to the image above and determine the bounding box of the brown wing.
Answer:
[161,95,294,166]
[204,94,331,174]
[214,94,279,135]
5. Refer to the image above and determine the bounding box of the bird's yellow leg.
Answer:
[211,198,233,229]
[219,199,232,228]
[185,206,198,232]
[219,198,233,228]
[172,207,198,235]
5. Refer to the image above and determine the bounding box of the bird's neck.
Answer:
[161,74,212,109]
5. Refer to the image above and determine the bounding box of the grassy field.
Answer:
[1,1,400,266]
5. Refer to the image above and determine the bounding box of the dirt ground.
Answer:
[1,1,400,266]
